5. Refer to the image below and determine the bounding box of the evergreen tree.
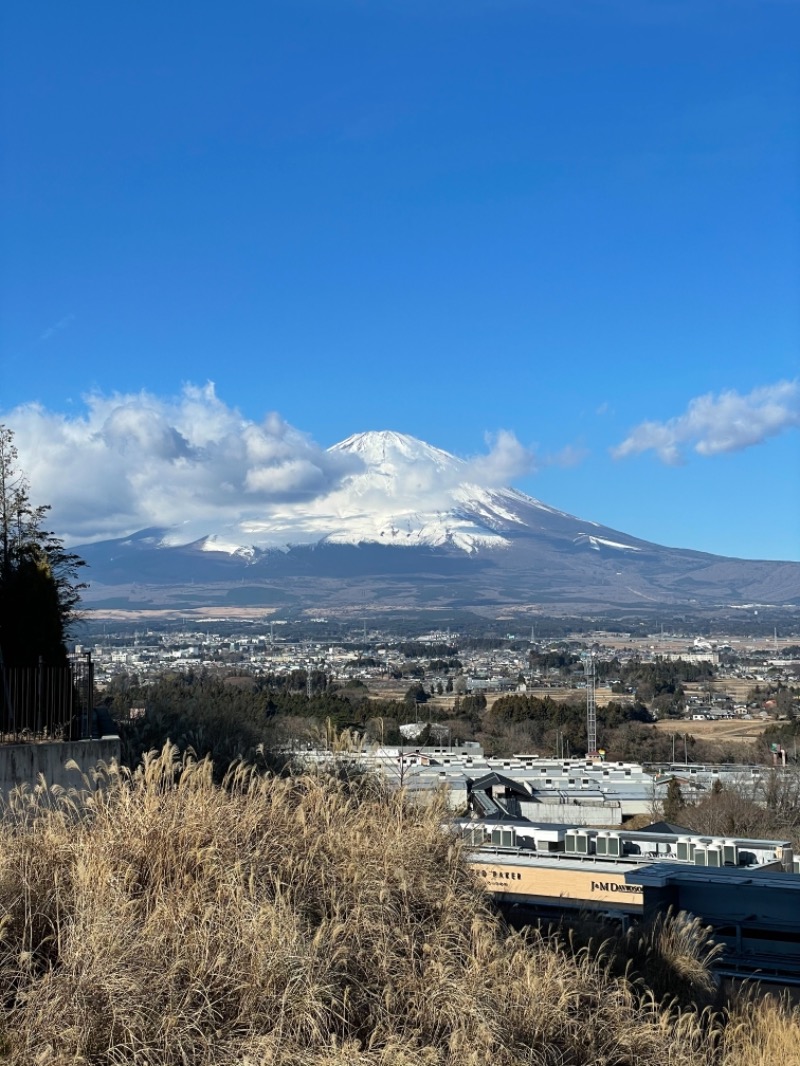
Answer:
[663,777,686,823]
[0,426,86,667]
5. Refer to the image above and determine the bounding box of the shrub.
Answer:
[0,747,797,1064]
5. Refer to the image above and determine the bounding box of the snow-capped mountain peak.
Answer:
[331,430,464,474]
[74,427,800,610]
[317,431,510,552]
[187,429,542,555]
[106,430,587,557]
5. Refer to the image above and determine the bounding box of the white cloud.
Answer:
[2,385,545,549]
[3,384,362,544]
[463,430,538,485]
[101,403,194,460]
[612,380,800,464]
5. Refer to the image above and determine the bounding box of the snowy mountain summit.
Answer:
[331,430,462,473]
[288,429,562,554]
[76,429,800,611]
[194,428,631,556]
[155,428,566,557]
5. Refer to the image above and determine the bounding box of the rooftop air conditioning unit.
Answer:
[605,834,622,857]
[566,831,592,855]
[462,826,485,847]
[706,846,723,868]
[694,847,710,866]
[722,840,739,867]
[595,832,609,855]
[676,837,695,862]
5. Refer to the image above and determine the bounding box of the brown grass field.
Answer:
[654,716,770,748]
[1,746,799,1064]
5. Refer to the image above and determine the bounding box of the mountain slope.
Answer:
[75,431,800,611]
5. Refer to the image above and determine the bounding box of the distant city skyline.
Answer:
[2,2,798,560]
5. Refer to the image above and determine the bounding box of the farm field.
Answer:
[653,716,769,747]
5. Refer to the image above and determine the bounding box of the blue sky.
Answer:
[2,0,799,560]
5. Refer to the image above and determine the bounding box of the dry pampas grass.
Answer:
[0,744,797,1065]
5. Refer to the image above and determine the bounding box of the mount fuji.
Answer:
[76,431,800,613]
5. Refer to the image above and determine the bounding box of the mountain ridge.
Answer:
[74,430,800,612]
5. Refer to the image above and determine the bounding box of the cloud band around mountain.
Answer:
[612,380,800,465]
[3,385,364,544]
[3,384,539,546]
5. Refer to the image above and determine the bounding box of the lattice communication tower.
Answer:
[581,650,598,758]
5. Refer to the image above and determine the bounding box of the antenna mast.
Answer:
[581,649,598,758]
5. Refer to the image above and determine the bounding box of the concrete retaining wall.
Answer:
[0,738,122,804]
[519,800,623,826]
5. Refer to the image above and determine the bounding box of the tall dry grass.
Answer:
[0,745,797,1065]
[559,908,725,1012]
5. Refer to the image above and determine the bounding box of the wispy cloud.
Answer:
[544,443,589,468]
[612,380,800,465]
[463,430,538,485]
[463,433,588,483]
[39,313,75,342]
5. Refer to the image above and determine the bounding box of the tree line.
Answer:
[0,426,86,670]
